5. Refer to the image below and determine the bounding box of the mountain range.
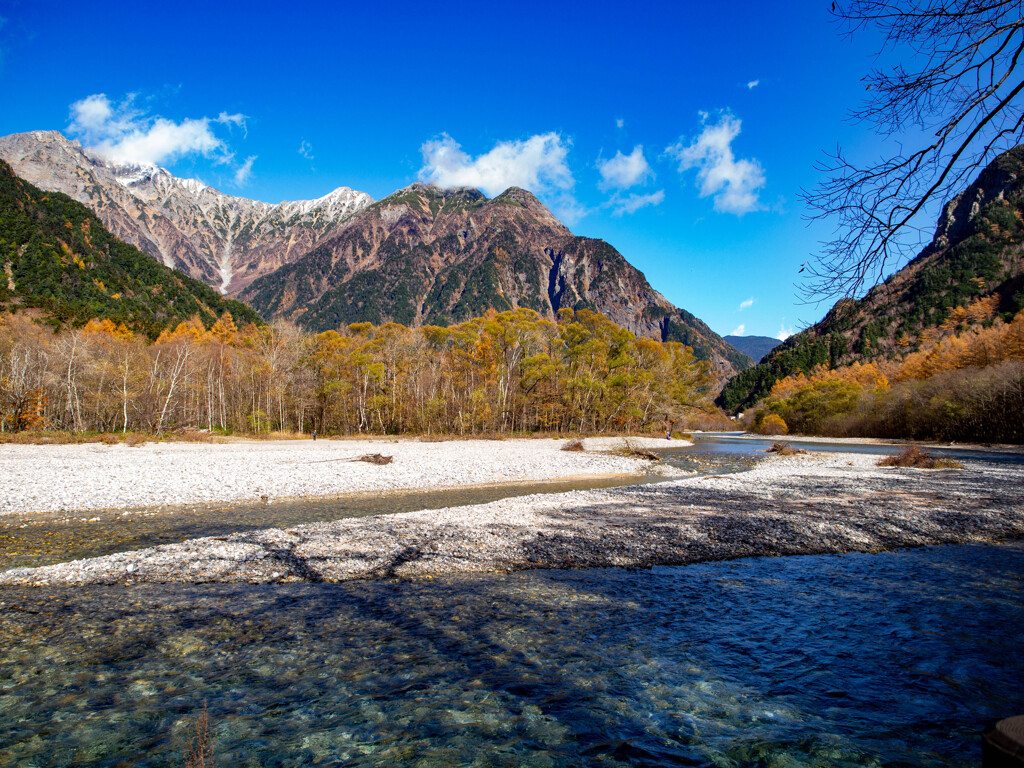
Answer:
[0,130,752,377]
[0,131,372,295]
[719,145,1024,411]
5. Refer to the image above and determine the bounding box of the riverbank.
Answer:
[3,451,1022,586]
[0,436,681,516]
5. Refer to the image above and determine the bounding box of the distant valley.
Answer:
[722,335,780,363]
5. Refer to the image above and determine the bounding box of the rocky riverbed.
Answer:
[0,436,676,515]
[3,452,1022,586]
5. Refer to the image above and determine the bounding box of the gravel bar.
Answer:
[0,437,676,516]
[3,452,1022,586]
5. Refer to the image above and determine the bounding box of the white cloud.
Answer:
[233,155,256,185]
[68,93,245,167]
[747,79,760,89]
[730,324,746,336]
[597,145,653,191]
[738,297,754,311]
[666,113,765,215]
[615,118,625,129]
[419,132,574,197]
[418,132,583,222]
[776,321,793,341]
[609,189,665,216]
[299,140,314,160]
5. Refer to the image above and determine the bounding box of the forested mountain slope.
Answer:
[720,145,1024,411]
[0,160,260,336]
[244,183,752,377]
[723,335,781,363]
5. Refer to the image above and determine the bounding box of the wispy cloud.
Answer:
[68,93,247,169]
[666,112,765,215]
[776,321,793,341]
[298,140,314,160]
[615,118,625,129]
[746,79,760,89]
[608,190,665,216]
[233,155,256,185]
[597,145,653,191]
[419,132,582,221]
[738,297,754,311]
[730,324,746,336]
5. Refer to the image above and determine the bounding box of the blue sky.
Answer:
[0,0,900,339]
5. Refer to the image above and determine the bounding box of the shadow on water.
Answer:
[0,542,1022,767]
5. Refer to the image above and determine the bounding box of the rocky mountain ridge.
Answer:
[0,131,373,295]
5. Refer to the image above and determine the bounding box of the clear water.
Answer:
[1,542,1021,767]
[676,433,1024,465]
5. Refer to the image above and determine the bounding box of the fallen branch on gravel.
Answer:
[610,439,660,461]
[766,442,807,456]
[355,453,393,465]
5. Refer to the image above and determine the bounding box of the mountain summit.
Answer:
[0,131,373,295]
[242,182,752,376]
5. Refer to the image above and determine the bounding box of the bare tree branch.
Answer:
[802,0,1024,301]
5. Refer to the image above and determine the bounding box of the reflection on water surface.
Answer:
[1,542,1021,767]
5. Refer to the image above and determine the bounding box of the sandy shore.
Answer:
[3,451,1022,586]
[0,436,679,516]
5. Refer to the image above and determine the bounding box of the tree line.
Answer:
[0,307,719,437]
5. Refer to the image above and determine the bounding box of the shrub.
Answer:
[754,413,789,435]
[561,438,585,452]
[877,446,963,469]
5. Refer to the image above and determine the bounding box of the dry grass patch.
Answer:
[561,438,585,452]
[878,446,964,469]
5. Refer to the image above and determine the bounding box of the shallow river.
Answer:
[1,436,1021,767]
[0,542,1021,767]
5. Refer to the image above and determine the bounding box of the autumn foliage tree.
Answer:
[0,307,719,436]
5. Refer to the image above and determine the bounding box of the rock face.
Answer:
[0,131,373,295]
[719,145,1024,411]
[243,183,752,376]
